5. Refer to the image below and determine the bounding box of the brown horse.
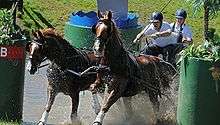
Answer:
[91,11,176,125]
[26,28,104,125]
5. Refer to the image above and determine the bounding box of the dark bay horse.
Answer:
[26,28,104,125]
[91,11,177,125]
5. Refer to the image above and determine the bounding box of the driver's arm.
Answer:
[134,24,152,43]
[154,29,172,37]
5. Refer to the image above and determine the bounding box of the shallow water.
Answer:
[22,63,178,125]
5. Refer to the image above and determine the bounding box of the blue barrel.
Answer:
[69,11,98,27]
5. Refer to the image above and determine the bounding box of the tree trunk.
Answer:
[204,0,209,41]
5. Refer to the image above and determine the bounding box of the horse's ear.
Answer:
[92,24,96,34]
[25,41,31,52]
[32,30,38,38]
[97,10,103,18]
[37,30,44,39]
[107,11,112,20]
[37,30,46,44]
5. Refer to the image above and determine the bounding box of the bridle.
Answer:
[27,40,49,74]
[92,19,114,58]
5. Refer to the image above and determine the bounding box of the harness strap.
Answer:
[171,23,184,32]
[128,52,141,71]
[171,23,175,32]
[127,52,142,80]
[172,22,185,43]
[75,48,91,66]
[29,56,49,70]
[38,63,50,68]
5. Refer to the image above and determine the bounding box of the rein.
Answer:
[66,64,110,77]
[37,57,49,69]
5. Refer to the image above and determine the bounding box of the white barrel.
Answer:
[97,0,128,20]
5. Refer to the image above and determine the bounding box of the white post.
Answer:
[97,0,128,20]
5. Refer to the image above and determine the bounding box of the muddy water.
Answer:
[23,63,178,125]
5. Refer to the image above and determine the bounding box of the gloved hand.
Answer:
[150,32,161,39]
[172,32,178,36]
[149,33,159,39]
[133,38,140,43]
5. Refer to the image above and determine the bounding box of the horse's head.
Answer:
[92,11,115,57]
[26,29,52,74]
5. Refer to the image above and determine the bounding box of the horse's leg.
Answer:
[70,92,80,123]
[121,97,133,120]
[90,72,104,115]
[90,72,103,91]
[148,90,160,123]
[38,88,57,125]
[93,77,127,125]
[149,92,159,112]
[91,92,101,115]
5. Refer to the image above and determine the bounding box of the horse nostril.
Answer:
[30,67,37,74]
[30,70,35,75]
[98,47,102,52]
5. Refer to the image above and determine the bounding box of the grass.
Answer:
[4,0,220,43]
[0,121,19,125]
[0,118,20,125]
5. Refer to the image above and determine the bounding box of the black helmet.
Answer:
[149,12,163,22]
[176,9,187,19]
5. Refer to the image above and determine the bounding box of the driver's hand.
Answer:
[136,34,142,39]
[133,38,139,43]
[150,33,159,39]
[133,34,142,43]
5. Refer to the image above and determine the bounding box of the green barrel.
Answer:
[64,22,142,51]
[0,39,26,121]
[177,57,220,125]
[64,22,95,49]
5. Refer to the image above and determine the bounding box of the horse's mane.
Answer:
[38,28,91,70]
[110,21,124,47]
[40,28,67,44]
[39,28,78,52]
[40,28,60,37]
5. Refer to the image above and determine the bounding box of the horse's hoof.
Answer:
[37,121,46,125]
[71,119,82,125]
[92,121,102,125]
[155,118,162,125]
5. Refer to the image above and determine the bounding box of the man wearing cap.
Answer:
[134,12,173,57]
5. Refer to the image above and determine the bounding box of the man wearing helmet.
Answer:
[166,9,193,66]
[134,12,173,57]
[171,9,192,44]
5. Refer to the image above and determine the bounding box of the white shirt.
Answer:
[170,22,193,42]
[143,22,172,47]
